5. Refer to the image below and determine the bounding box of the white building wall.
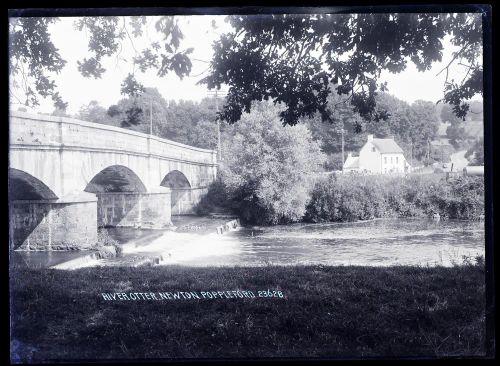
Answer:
[380,153,406,173]
[359,142,382,174]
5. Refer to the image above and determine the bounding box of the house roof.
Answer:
[343,155,359,169]
[371,138,404,154]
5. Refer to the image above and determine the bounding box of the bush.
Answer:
[195,177,233,215]
[94,230,122,257]
[323,153,343,171]
[305,174,484,222]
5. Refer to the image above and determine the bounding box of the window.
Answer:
[396,157,399,164]
[390,157,393,164]
[372,147,376,152]
[384,157,387,164]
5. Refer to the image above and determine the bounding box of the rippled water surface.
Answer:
[12,218,484,269]
[109,218,485,267]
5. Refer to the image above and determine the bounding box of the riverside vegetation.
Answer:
[305,174,485,223]
[198,173,485,225]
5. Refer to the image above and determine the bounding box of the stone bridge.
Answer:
[9,111,217,250]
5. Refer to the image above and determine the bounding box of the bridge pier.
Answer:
[9,192,98,250]
[96,188,172,229]
[171,187,208,215]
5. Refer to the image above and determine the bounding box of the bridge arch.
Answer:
[160,170,191,189]
[161,170,193,215]
[84,165,152,228]
[84,165,147,193]
[9,168,58,200]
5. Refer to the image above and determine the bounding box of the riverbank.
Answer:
[198,173,485,226]
[10,263,486,361]
[305,174,484,223]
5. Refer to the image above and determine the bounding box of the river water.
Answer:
[11,218,484,269]
[102,218,484,267]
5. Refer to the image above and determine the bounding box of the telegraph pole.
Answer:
[410,141,413,168]
[208,89,227,161]
[149,98,153,135]
[337,120,345,174]
[215,90,221,160]
[341,127,345,174]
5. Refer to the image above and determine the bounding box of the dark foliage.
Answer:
[201,13,483,125]
[305,174,484,222]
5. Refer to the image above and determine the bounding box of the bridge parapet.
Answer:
[9,111,217,166]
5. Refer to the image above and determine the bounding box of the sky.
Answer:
[9,14,482,115]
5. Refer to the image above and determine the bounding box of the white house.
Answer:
[343,134,410,174]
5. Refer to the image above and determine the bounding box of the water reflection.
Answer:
[11,218,484,269]
[110,218,485,267]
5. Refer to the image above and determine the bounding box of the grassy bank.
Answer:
[10,264,486,361]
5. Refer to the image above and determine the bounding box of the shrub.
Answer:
[94,230,122,257]
[195,177,232,215]
[305,174,484,222]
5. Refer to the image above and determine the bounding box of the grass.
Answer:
[10,264,486,362]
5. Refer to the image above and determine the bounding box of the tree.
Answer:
[9,15,194,110]
[108,88,170,134]
[407,100,440,160]
[188,119,219,150]
[440,103,462,124]
[159,98,218,145]
[105,89,220,149]
[51,107,71,117]
[9,13,483,127]
[302,91,439,164]
[201,13,483,125]
[77,100,110,124]
[220,101,326,225]
[446,123,468,149]
[465,137,484,165]
[302,90,366,156]
[468,100,483,121]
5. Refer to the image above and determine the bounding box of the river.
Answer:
[11,218,484,269]
[102,218,484,267]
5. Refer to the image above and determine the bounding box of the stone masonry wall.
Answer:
[96,192,172,229]
[10,201,98,250]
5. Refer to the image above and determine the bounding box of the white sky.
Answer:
[10,15,482,115]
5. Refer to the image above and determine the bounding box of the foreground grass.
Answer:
[10,265,485,362]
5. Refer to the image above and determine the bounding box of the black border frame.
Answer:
[3,2,496,364]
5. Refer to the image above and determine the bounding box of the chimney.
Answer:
[347,152,352,158]
[389,135,395,140]
[367,134,374,142]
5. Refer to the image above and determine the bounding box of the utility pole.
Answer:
[410,141,413,168]
[149,98,153,135]
[215,90,221,160]
[208,89,227,161]
[341,126,345,174]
